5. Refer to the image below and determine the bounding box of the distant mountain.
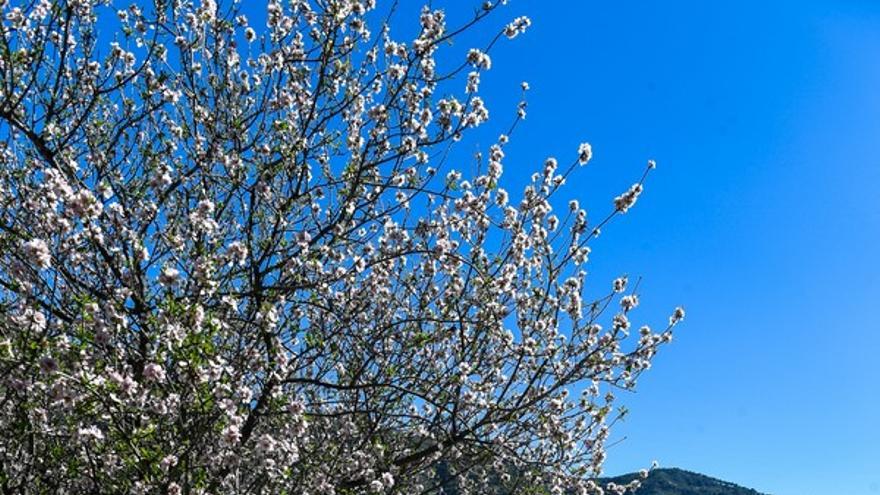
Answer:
[604,468,769,495]
[429,464,767,495]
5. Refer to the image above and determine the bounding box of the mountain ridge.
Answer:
[604,467,769,495]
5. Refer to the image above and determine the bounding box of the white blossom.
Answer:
[466,48,491,69]
[578,142,593,165]
[77,425,104,441]
[22,239,51,269]
[504,16,532,39]
[670,306,686,325]
[614,183,643,213]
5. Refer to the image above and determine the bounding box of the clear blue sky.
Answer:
[452,1,880,494]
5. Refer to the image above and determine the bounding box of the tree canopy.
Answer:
[0,0,683,493]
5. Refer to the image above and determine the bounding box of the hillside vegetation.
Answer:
[605,468,769,495]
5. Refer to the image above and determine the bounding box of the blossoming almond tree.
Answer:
[0,0,684,493]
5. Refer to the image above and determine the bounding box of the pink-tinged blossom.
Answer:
[66,189,102,220]
[222,424,242,446]
[22,239,51,269]
[188,199,218,234]
[143,363,166,383]
[256,433,276,454]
